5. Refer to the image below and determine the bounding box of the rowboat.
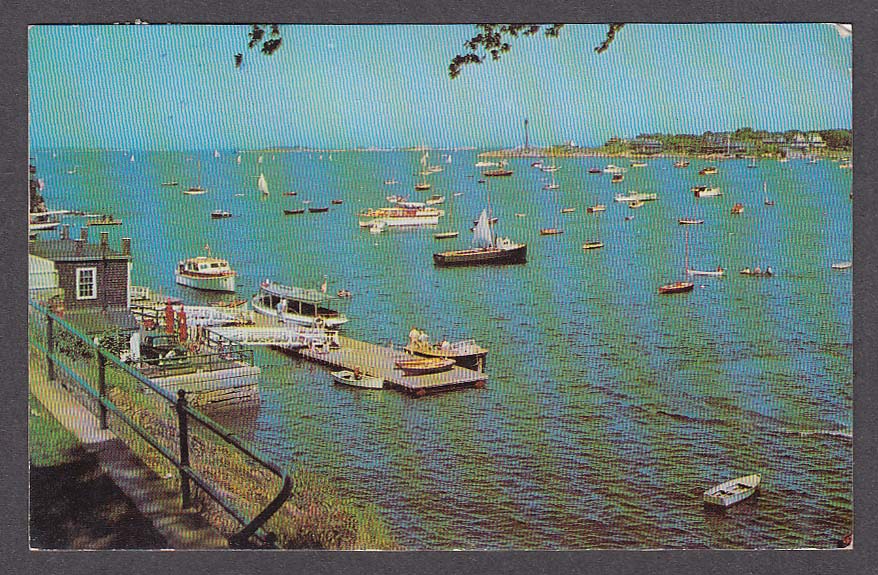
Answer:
[678,218,704,225]
[331,199,344,205]
[395,357,455,376]
[628,200,645,209]
[731,203,745,215]
[658,281,694,294]
[330,369,383,390]
[586,204,606,213]
[560,207,576,214]
[611,173,624,183]
[434,231,459,240]
[832,261,852,270]
[582,241,604,250]
[282,191,298,196]
[688,268,725,277]
[309,207,329,213]
[283,208,305,215]
[540,228,563,236]
[703,474,761,507]
[699,166,718,175]
[405,334,488,371]
[740,267,773,277]
[210,210,232,219]
[692,186,722,198]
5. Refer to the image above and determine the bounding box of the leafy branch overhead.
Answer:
[235,24,282,68]
[448,23,625,78]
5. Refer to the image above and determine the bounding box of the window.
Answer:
[76,267,97,300]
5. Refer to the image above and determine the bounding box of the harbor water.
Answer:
[32,150,852,549]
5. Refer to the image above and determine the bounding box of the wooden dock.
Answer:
[297,335,487,396]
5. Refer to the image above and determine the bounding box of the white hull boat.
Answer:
[331,370,383,389]
[703,474,761,507]
[175,255,237,293]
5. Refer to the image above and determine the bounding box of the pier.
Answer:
[297,335,487,396]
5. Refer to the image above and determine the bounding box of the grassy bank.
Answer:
[29,337,399,549]
[28,392,168,549]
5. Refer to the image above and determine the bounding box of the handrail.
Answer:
[28,299,292,548]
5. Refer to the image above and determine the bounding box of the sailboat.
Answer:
[415,152,431,191]
[543,170,559,191]
[434,209,526,266]
[129,154,135,163]
[659,230,696,293]
[762,181,774,205]
[540,187,563,235]
[183,159,207,195]
[434,190,459,239]
[236,154,242,165]
[214,149,220,159]
[258,173,269,196]
[582,201,604,250]
[685,227,725,276]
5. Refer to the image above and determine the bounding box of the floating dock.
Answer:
[297,335,487,396]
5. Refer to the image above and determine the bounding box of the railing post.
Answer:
[176,389,192,509]
[97,350,108,430]
[46,314,55,381]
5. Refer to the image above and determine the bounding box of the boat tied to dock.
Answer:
[252,280,349,328]
[405,328,488,371]
[175,250,237,293]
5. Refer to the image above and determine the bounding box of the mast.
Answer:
[685,227,690,272]
[524,118,529,151]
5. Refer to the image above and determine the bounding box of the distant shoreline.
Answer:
[477,148,851,161]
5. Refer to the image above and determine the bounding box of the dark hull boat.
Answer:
[283,208,305,215]
[309,207,329,213]
[433,243,527,267]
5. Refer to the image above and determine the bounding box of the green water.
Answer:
[33,149,852,548]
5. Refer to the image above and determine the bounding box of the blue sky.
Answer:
[28,24,851,150]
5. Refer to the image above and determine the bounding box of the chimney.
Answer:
[121,237,131,256]
[60,224,69,240]
[74,238,84,256]
[80,227,89,242]
[100,231,109,247]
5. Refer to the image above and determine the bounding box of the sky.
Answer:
[28,24,852,150]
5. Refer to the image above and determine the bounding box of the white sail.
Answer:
[420,152,428,167]
[236,154,242,164]
[472,209,494,248]
[258,155,264,164]
[258,173,269,195]
[214,149,220,158]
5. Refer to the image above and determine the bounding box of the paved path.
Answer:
[29,367,228,549]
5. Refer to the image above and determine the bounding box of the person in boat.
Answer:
[754,266,761,275]
[409,327,420,346]
[717,266,724,273]
[766,266,773,276]
[741,267,751,274]
[353,366,362,380]
[440,339,450,351]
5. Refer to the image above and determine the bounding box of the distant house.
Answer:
[789,133,809,149]
[631,138,662,155]
[808,133,825,147]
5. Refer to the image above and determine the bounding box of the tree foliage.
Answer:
[449,23,624,78]
[235,24,282,68]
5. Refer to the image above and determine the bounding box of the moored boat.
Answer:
[86,214,123,226]
[699,166,718,175]
[678,218,704,225]
[673,159,690,168]
[588,167,602,174]
[630,161,647,167]
[434,209,526,267]
[831,261,852,270]
[586,204,607,213]
[658,281,694,294]
[434,231,459,240]
[183,186,207,195]
[330,369,383,390]
[395,357,455,376]
[611,173,624,183]
[628,200,645,209]
[540,228,564,235]
[692,186,722,198]
[252,280,349,328]
[283,208,305,215]
[614,191,657,203]
[703,474,761,507]
[425,194,446,205]
[483,168,513,177]
[359,206,444,227]
[175,253,236,292]
[731,203,745,214]
[210,210,232,219]
[331,199,344,205]
[582,240,604,250]
[309,206,330,213]
[740,266,773,277]
[405,330,488,371]
[560,207,576,214]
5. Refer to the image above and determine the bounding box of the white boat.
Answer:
[614,191,658,203]
[386,194,406,204]
[175,253,236,292]
[258,173,269,196]
[129,154,135,163]
[330,369,383,390]
[474,160,498,168]
[396,200,426,209]
[425,194,446,205]
[258,155,264,164]
[832,261,852,270]
[543,170,559,190]
[214,149,220,158]
[358,206,444,227]
[384,178,400,185]
[703,474,761,507]
[184,159,207,194]
[603,164,626,174]
[368,220,387,234]
[236,154,242,165]
[691,186,722,198]
[252,280,349,328]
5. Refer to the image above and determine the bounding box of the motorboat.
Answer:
[252,280,349,328]
[405,332,488,371]
[658,281,694,294]
[175,253,236,292]
[210,210,232,219]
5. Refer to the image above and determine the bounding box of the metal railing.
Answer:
[27,299,292,548]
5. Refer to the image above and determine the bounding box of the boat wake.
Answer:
[785,429,852,441]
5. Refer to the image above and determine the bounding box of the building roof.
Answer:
[62,306,140,334]
[28,238,130,262]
